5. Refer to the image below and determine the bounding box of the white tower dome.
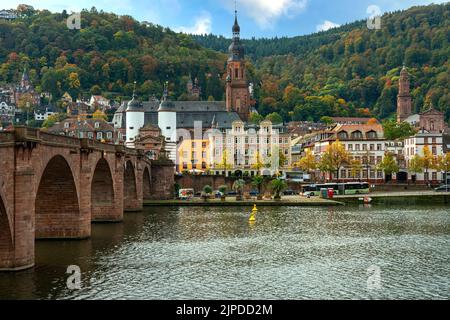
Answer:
[158,85,177,162]
[125,90,144,148]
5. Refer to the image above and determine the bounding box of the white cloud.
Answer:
[223,0,308,29]
[316,20,340,32]
[174,13,212,35]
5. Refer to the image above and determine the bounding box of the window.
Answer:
[166,127,171,130]
[351,131,363,139]
[432,147,437,155]
[95,122,100,128]
[362,144,367,151]
[370,144,374,151]
[376,156,382,164]
[107,132,112,139]
[338,131,348,139]
[432,172,437,181]
[348,144,353,151]
[341,169,346,179]
[377,171,383,179]
[355,144,360,151]
[88,132,93,139]
[183,162,188,169]
[377,144,382,151]
[202,142,207,148]
[202,151,206,159]
[192,142,196,148]
[182,151,188,158]
[64,122,70,129]
[97,132,102,140]
[366,131,377,139]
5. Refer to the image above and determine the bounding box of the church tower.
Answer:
[397,66,412,123]
[226,9,250,122]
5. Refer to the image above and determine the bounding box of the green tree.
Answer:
[270,179,287,200]
[251,175,264,200]
[320,116,335,125]
[42,113,66,128]
[202,185,213,202]
[295,149,317,181]
[265,112,283,124]
[232,179,246,201]
[349,158,362,179]
[422,145,437,183]
[377,153,399,178]
[249,112,264,125]
[318,140,350,181]
[408,155,424,183]
[383,120,416,140]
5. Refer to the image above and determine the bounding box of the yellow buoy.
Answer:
[249,204,257,222]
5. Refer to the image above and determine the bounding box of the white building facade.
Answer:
[209,120,291,177]
[404,131,444,184]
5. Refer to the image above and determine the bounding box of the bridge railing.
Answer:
[1,127,154,159]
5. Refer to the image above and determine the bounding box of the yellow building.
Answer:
[178,139,210,173]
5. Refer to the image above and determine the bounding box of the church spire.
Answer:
[232,1,240,39]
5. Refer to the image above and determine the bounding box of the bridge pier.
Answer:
[123,160,143,212]
[0,128,174,271]
[0,166,35,271]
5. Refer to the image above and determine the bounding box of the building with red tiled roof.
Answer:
[46,118,123,144]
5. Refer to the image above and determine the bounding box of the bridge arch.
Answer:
[91,158,115,222]
[124,160,138,211]
[143,166,151,200]
[35,155,81,239]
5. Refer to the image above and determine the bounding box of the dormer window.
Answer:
[366,130,377,139]
[351,130,363,139]
[64,122,70,129]
[338,131,349,140]
[95,122,100,128]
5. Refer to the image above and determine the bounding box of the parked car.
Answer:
[227,191,238,196]
[283,189,296,196]
[435,185,450,192]
[249,190,259,196]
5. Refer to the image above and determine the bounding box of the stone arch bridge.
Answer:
[0,127,174,271]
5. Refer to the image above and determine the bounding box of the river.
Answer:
[0,204,449,300]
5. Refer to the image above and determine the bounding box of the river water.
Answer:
[0,204,449,300]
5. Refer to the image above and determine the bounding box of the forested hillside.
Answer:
[194,3,450,123]
[0,6,227,104]
[0,4,448,124]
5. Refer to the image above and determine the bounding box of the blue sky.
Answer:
[2,0,448,38]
